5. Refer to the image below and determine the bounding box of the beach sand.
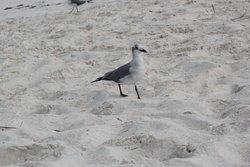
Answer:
[0,0,250,166]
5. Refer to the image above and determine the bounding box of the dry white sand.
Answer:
[0,0,250,166]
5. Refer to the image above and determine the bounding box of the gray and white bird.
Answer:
[68,0,91,13]
[91,44,147,99]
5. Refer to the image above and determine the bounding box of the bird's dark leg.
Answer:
[118,84,128,97]
[135,85,141,99]
[76,6,79,12]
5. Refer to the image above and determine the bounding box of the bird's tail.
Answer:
[91,77,103,83]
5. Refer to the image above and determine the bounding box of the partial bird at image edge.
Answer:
[68,0,92,13]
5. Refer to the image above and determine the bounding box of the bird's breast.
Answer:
[129,58,146,81]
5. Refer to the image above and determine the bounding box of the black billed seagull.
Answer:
[91,44,147,99]
[69,0,92,13]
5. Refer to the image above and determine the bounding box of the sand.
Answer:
[0,0,250,166]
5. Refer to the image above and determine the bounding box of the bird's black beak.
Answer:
[140,49,147,53]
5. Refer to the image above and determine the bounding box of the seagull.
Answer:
[91,44,147,99]
[68,0,91,13]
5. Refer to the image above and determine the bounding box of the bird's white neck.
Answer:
[131,51,145,69]
[133,49,142,57]
[127,50,146,84]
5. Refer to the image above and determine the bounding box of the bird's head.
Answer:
[132,44,147,55]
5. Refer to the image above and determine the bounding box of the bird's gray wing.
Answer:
[103,63,131,83]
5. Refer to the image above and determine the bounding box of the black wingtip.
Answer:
[91,79,98,83]
[91,77,103,83]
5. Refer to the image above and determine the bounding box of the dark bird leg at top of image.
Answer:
[69,0,92,13]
